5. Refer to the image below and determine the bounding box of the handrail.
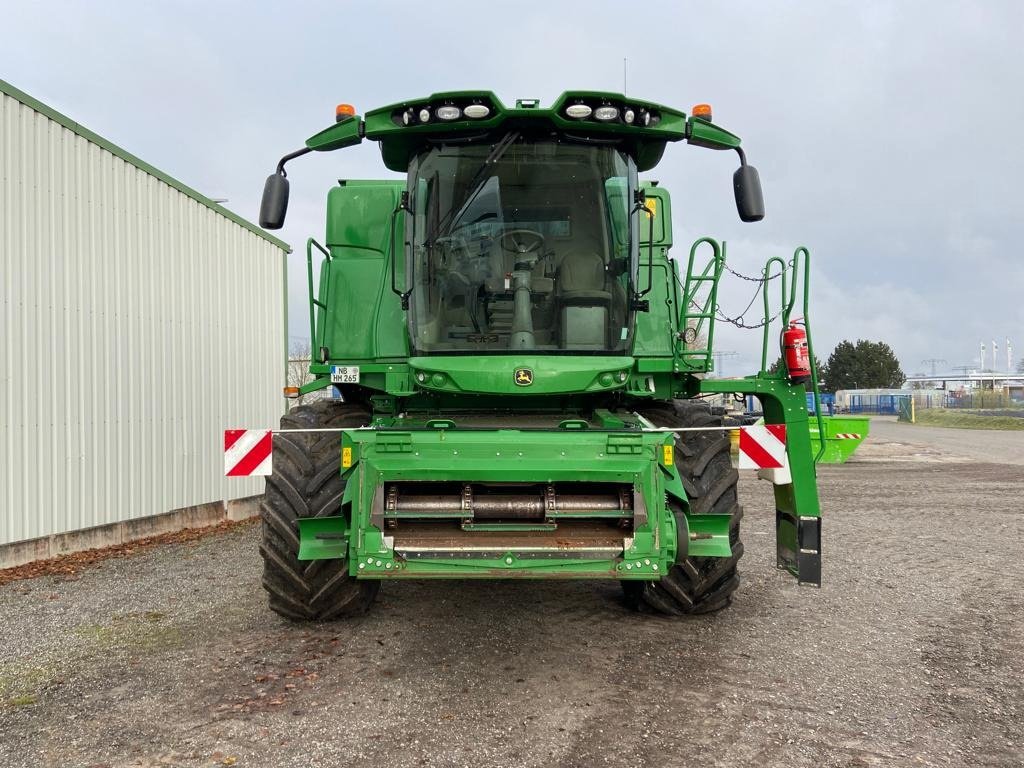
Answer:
[306,238,332,353]
[791,246,827,463]
[758,248,825,463]
[760,256,787,374]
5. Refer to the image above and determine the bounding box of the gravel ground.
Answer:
[1,422,1022,767]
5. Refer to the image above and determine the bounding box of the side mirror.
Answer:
[259,173,290,229]
[733,164,765,222]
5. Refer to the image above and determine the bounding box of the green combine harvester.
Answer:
[257,91,824,620]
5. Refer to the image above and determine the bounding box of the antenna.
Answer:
[623,57,628,95]
[921,358,946,377]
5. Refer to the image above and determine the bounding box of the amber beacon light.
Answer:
[691,103,713,121]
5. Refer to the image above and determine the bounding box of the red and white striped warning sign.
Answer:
[738,424,787,469]
[834,432,862,439]
[224,429,273,476]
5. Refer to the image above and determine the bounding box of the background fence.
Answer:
[844,391,1019,414]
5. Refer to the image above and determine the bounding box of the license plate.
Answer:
[330,365,360,384]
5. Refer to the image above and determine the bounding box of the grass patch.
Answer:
[73,611,181,652]
[1,611,181,711]
[914,409,1024,431]
[0,663,57,710]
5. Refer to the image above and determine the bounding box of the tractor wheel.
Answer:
[260,400,379,620]
[623,401,743,615]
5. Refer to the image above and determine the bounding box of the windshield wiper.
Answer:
[431,130,520,242]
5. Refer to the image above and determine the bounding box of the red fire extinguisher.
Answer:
[781,320,811,384]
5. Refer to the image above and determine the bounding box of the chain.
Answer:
[722,263,777,283]
[716,307,782,330]
[713,261,785,328]
[714,280,780,329]
[680,260,785,329]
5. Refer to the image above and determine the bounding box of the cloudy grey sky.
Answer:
[5,1,1023,377]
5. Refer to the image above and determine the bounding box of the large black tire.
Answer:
[260,400,380,620]
[623,401,744,615]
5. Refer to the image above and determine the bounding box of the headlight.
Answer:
[639,109,651,127]
[623,108,635,124]
[435,105,461,121]
[418,108,431,123]
[463,104,490,119]
[565,103,592,119]
[594,106,619,121]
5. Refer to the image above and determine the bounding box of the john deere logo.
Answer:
[514,368,534,386]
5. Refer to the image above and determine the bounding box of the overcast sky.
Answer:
[5,1,1023,377]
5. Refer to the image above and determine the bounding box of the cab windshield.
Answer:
[407,136,637,354]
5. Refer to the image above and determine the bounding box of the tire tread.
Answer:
[259,401,379,621]
[627,401,743,615]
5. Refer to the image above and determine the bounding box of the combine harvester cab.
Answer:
[247,93,824,620]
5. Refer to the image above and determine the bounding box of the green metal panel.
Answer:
[305,116,363,152]
[639,184,672,248]
[631,261,677,362]
[631,184,678,368]
[698,376,822,584]
[325,181,404,251]
[320,181,409,361]
[307,426,687,580]
[809,416,870,463]
[407,355,632,396]
[297,516,348,560]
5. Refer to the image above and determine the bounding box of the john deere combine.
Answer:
[257,92,823,620]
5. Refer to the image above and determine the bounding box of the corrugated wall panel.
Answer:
[1,89,286,545]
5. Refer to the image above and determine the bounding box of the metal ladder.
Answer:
[678,237,725,373]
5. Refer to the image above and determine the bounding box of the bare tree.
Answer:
[287,341,327,408]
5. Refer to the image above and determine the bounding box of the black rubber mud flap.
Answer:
[776,509,821,586]
[797,515,821,586]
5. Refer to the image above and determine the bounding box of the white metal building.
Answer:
[1,79,288,564]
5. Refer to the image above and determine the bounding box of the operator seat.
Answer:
[557,249,611,350]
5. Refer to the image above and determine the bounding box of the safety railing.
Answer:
[760,246,826,462]
[307,238,332,354]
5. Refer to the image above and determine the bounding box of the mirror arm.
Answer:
[734,146,748,167]
[275,146,312,177]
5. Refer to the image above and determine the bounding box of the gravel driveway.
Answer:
[1,422,1022,767]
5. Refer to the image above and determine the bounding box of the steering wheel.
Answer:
[499,229,546,256]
